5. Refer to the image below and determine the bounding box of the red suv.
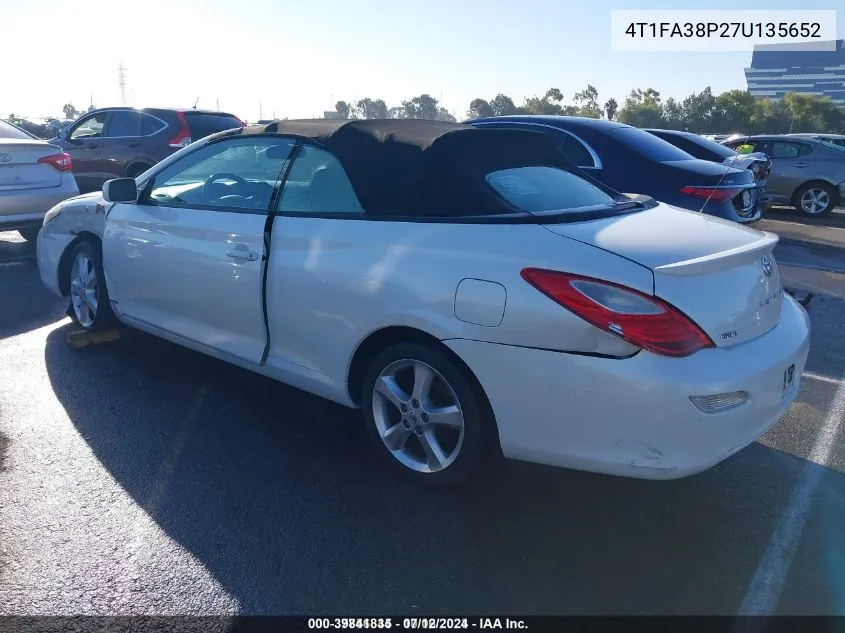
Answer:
[52,107,244,192]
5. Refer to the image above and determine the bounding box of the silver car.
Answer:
[787,132,845,150]
[0,119,79,241]
[724,134,845,217]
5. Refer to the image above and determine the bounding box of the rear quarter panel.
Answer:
[265,216,650,383]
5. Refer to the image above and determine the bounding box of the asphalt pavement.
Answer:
[0,213,843,616]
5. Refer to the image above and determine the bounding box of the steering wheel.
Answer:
[201,173,252,205]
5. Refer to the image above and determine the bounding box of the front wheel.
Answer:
[794,182,836,217]
[361,342,497,485]
[67,240,117,331]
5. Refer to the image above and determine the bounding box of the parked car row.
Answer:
[468,116,765,223]
[35,119,810,486]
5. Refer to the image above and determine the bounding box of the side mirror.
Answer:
[57,128,68,140]
[102,178,138,203]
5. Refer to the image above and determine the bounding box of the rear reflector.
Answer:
[690,392,748,413]
[521,268,714,357]
[37,152,72,172]
[681,186,745,205]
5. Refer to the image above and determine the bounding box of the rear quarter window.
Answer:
[486,166,617,213]
[611,127,694,162]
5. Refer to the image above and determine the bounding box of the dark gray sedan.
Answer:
[723,135,845,217]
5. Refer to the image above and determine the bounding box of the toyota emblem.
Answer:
[0,153,11,163]
[761,254,773,277]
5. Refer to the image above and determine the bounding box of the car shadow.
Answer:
[0,254,68,339]
[42,324,845,615]
[766,206,845,229]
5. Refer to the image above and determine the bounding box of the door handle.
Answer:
[795,163,808,168]
[225,245,258,261]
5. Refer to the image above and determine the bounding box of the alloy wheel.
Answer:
[70,251,98,328]
[371,359,465,473]
[800,188,830,215]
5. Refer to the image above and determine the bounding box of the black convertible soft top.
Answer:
[238,119,574,217]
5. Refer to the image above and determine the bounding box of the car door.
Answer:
[98,110,142,179]
[60,111,109,192]
[102,135,294,363]
[765,140,813,200]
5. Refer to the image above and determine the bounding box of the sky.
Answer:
[1,0,842,122]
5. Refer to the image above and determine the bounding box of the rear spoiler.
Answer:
[653,232,779,276]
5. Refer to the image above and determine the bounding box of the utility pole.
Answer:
[259,101,263,119]
[216,98,220,110]
[117,63,127,105]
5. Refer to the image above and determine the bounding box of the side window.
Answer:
[148,137,294,211]
[277,145,363,214]
[559,133,596,168]
[106,111,141,137]
[770,142,806,159]
[140,114,166,136]
[69,112,107,140]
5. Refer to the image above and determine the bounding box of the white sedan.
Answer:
[37,119,810,484]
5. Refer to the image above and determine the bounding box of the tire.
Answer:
[794,182,836,217]
[18,227,39,242]
[361,342,497,485]
[126,163,152,179]
[67,240,117,331]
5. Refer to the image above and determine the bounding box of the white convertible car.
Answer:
[37,119,810,484]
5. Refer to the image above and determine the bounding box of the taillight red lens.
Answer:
[680,186,743,204]
[168,111,192,148]
[37,152,72,172]
[521,268,714,357]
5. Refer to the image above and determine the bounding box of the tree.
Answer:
[662,97,684,129]
[604,98,618,121]
[436,108,457,122]
[522,87,566,115]
[618,88,665,128]
[489,93,520,116]
[573,84,601,118]
[356,98,389,119]
[334,100,352,119]
[388,106,407,119]
[402,94,439,120]
[467,98,494,120]
[712,89,756,133]
[62,103,78,119]
[680,87,716,132]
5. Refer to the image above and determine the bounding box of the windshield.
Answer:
[611,127,695,162]
[486,166,618,213]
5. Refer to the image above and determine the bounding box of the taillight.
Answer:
[37,152,72,172]
[680,186,744,204]
[168,111,192,148]
[521,268,714,357]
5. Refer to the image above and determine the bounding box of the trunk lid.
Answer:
[0,139,64,191]
[543,203,783,348]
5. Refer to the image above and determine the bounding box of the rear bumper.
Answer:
[0,178,79,231]
[446,294,810,479]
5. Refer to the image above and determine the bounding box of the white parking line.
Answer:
[739,374,845,615]
[803,371,844,386]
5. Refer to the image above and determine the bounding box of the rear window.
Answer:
[486,166,617,213]
[0,119,35,140]
[611,127,694,162]
[682,134,737,160]
[184,113,243,141]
